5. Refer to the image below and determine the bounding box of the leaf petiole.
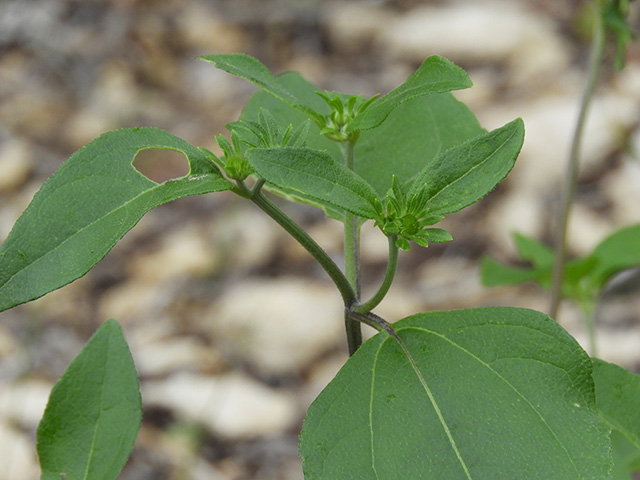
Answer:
[354,236,399,314]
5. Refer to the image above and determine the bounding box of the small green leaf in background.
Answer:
[481,224,640,302]
[246,146,383,220]
[481,232,554,287]
[585,223,640,290]
[410,118,525,216]
[0,127,231,312]
[349,55,473,132]
[37,319,141,480]
[592,359,640,479]
[300,307,611,479]
[601,0,635,70]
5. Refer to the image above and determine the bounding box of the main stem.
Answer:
[248,186,357,308]
[549,8,605,319]
[343,139,363,355]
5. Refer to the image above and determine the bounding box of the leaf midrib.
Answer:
[404,324,582,477]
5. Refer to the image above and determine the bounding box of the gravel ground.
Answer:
[1,1,640,479]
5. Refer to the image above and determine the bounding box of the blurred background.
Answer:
[1,0,639,478]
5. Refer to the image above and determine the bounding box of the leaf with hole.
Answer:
[0,127,231,312]
[300,307,610,479]
[37,319,141,480]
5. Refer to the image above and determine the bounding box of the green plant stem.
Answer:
[354,236,399,314]
[343,139,363,355]
[247,187,357,308]
[549,7,606,319]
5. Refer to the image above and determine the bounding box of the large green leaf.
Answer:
[37,319,141,480]
[300,307,611,479]
[409,118,525,216]
[349,55,472,132]
[0,127,231,312]
[246,147,382,220]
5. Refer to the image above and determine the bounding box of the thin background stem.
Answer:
[549,7,606,319]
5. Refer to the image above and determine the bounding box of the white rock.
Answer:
[142,372,297,439]
[323,1,396,53]
[382,1,569,83]
[0,422,39,480]
[603,154,640,225]
[0,138,32,192]
[0,379,51,428]
[205,277,344,375]
[129,225,220,282]
[133,336,223,377]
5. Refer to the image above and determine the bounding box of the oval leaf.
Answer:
[349,55,473,132]
[246,146,382,219]
[37,319,141,480]
[410,118,525,215]
[300,307,611,479]
[0,127,231,312]
[198,53,323,124]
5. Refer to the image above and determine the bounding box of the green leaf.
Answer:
[592,359,640,479]
[593,358,640,448]
[300,307,611,479]
[238,75,486,216]
[480,256,546,287]
[602,0,635,70]
[0,127,231,312]
[410,118,525,216]
[198,53,324,124]
[246,146,382,219]
[587,223,640,290]
[513,232,554,268]
[37,319,141,480]
[349,56,472,132]
[610,430,640,480]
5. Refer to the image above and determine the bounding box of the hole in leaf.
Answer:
[133,148,190,183]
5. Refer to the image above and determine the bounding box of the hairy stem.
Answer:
[343,140,363,355]
[248,187,357,308]
[354,236,399,314]
[549,7,606,319]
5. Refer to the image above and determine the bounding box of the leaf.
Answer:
[592,358,640,448]
[592,359,640,479]
[238,73,486,215]
[610,430,640,480]
[349,55,472,132]
[300,307,611,479]
[410,118,525,216]
[246,146,382,219]
[37,319,141,480]
[0,127,231,312]
[480,256,545,287]
[587,223,640,290]
[198,54,324,124]
[513,232,554,268]
[480,232,554,288]
[354,93,486,197]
